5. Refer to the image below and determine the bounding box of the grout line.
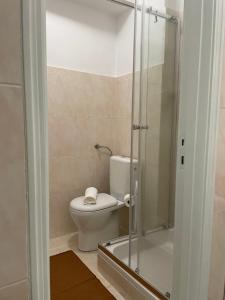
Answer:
[0,278,28,291]
[47,64,133,79]
[0,82,22,88]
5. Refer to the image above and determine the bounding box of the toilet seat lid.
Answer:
[70,193,118,212]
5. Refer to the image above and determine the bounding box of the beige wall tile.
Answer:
[214,195,225,214]
[48,67,115,118]
[0,280,29,300]
[48,67,132,238]
[48,65,176,238]
[49,115,96,158]
[220,52,225,109]
[49,150,102,238]
[0,160,28,287]
[50,190,77,238]
[48,67,73,118]
[0,1,23,84]
[0,86,28,287]
[0,1,29,297]
[49,155,96,196]
[94,153,110,193]
[114,74,132,118]
[48,67,95,118]
[148,65,163,94]
[208,206,225,300]
[0,87,25,162]
[112,117,131,157]
[90,75,115,117]
[95,116,115,152]
[210,45,225,299]
[215,109,225,198]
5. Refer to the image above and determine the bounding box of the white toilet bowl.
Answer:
[70,193,124,251]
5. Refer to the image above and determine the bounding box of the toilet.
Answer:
[70,155,137,251]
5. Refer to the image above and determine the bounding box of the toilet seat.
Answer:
[70,193,118,212]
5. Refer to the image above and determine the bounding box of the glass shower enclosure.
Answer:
[100,1,179,298]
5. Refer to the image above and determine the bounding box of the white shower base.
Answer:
[106,229,174,296]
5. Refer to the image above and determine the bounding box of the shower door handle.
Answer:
[132,124,149,130]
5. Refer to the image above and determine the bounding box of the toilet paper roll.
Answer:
[84,187,98,205]
[124,194,134,208]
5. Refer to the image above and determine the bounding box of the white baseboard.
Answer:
[49,232,78,256]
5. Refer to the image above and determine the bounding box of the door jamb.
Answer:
[172,0,225,300]
[22,0,50,299]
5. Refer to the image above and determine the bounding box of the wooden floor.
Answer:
[50,251,115,300]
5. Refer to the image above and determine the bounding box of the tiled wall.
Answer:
[48,63,176,239]
[0,1,29,299]
[48,66,131,238]
[48,6,179,240]
[208,51,225,299]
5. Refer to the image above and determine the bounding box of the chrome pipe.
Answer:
[106,0,178,23]
[107,0,135,8]
[149,7,178,23]
[94,144,113,156]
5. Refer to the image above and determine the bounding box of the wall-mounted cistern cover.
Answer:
[110,155,138,201]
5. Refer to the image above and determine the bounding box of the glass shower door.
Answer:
[129,0,152,274]
[128,0,147,272]
[130,1,179,297]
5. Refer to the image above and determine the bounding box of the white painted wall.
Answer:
[46,0,117,76]
[115,10,134,76]
[46,0,134,77]
[166,0,184,12]
[46,0,183,77]
[150,0,184,13]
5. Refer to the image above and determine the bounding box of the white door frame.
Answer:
[22,1,50,299]
[22,0,225,300]
[172,0,225,300]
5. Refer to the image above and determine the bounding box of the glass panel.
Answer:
[142,15,178,233]
[130,1,179,298]
[100,2,179,298]
[129,0,148,271]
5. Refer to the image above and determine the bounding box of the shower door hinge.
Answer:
[132,124,149,130]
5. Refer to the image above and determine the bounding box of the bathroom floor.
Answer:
[50,234,126,300]
[50,251,115,299]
